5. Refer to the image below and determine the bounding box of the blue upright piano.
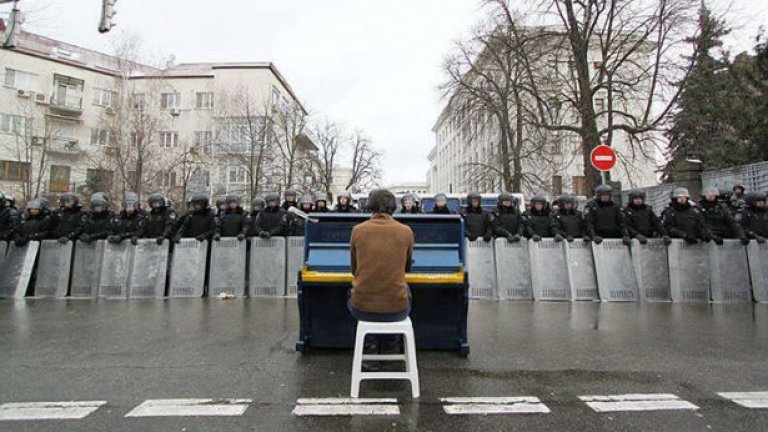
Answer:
[296,213,469,356]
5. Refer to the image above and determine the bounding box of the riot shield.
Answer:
[466,239,497,299]
[98,241,134,299]
[494,238,532,300]
[208,238,247,297]
[592,239,639,301]
[565,240,598,301]
[747,241,768,303]
[168,239,207,297]
[286,236,304,297]
[128,239,170,298]
[248,237,286,297]
[70,240,105,298]
[529,238,570,301]
[630,239,671,301]
[0,241,39,298]
[34,239,73,297]
[668,239,710,302]
[708,240,751,303]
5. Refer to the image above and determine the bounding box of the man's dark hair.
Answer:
[368,189,397,214]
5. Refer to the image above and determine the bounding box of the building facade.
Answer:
[0,30,314,207]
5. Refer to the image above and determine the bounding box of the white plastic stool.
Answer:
[350,317,420,398]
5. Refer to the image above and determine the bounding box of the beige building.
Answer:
[0,30,315,207]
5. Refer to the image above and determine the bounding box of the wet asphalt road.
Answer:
[1,298,767,431]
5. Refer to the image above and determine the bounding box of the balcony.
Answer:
[49,93,83,117]
[48,138,81,156]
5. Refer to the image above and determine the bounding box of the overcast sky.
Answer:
[4,0,767,185]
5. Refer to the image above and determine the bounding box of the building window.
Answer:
[0,113,26,135]
[228,166,247,184]
[595,97,605,112]
[552,175,563,195]
[131,93,146,109]
[194,131,212,148]
[271,86,281,105]
[160,92,180,109]
[573,176,587,196]
[86,168,113,192]
[160,171,177,187]
[196,92,214,109]
[92,88,117,108]
[4,68,39,93]
[160,131,179,148]
[90,128,111,146]
[0,160,30,182]
[49,165,71,193]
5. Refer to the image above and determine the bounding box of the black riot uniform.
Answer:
[50,194,87,243]
[15,198,51,246]
[282,190,299,211]
[174,195,215,242]
[584,185,630,244]
[245,197,265,237]
[334,191,358,213]
[214,195,247,241]
[431,193,452,214]
[253,193,286,238]
[741,192,768,243]
[285,195,314,237]
[109,193,145,245]
[698,187,748,244]
[551,194,587,241]
[462,192,493,242]
[492,192,523,242]
[0,191,20,241]
[662,188,711,243]
[80,195,114,243]
[623,189,668,244]
[523,194,555,241]
[144,194,178,244]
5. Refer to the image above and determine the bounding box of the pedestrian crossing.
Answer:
[0,391,765,421]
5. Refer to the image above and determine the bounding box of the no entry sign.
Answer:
[590,145,616,171]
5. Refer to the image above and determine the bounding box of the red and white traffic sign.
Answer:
[590,145,616,172]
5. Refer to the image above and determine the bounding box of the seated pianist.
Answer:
[348,189,415,354]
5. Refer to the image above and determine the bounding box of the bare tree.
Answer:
[482,0,700,192]
[346,131,382,192]
[308,118,346,200]
[272,101,313,193]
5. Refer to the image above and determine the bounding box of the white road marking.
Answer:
[125,398,252,417]
[293,397,400,416]
[441,396,550,415]
[717,392,768,409]
[0,401,107,421]
[579,393,699,412]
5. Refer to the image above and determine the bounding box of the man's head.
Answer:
[191,195,209,211]
[595,185,612,203]
[733,184,745,195]
[559,194,575,211]
[531,194,547,212]
[226,195,240,210]
[299,195,314,212]
[59,193,78,209]
[27,198,44,217]
[401,194,416,211]
[265,193,280,208]
[435,193,448,208]
[148,194,165,210]
[368,189,397,215]
[337,191,351,206]
[671,187,690,205]
[251,197,265,212]
[467,192,481,209]
[497,192,514,209]
[284,190,298,203]
[703,187,719,203]
[629,189,646,207]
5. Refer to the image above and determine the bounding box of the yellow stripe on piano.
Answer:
[300,268,465,284]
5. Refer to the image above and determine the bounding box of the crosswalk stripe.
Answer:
[0,401,107,421]
[293,398,400,416]
[125,398,252,417]
[717,392,768,409]
[441,397,550,415]
[579,394,699,412]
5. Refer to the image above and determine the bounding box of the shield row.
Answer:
[466,238,768,303]
[0,237,305,299]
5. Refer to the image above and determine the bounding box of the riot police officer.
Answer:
[733,184,746,200]
[334,191,357,213]
[741,192,768,243]
[552,194,587,242]
[144,194,178,245]
[623,189,669,244]
[492,192,523,242]
[213,195,247,241]
[174,195,215,242]
[285,195,314,236]
[462,192,493,242]
[699,187,748,245]
[400,194,420,214]
[15,198,51,246]
[245,197,266,237]
[314,193,330,213]
[523,194,555,241]
[0,191,18,241]
[282,189,299,210]
[50,193,87,244]
[584,185,631,245]
[109,192,145,245]
[81,194,114,243]
[215,197,227,216]
[431,193,452,214]
[662,187,711,243]
[253,193,286,238]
